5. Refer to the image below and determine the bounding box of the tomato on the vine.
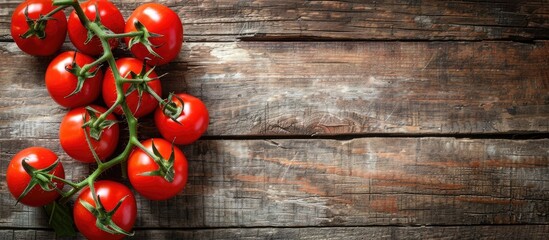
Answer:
[11,0,68,56]
[74,180,136,240]
[124,3,183,65]
[6,147,65,207]
[155,93,209,145]
[59,105,119,163]
[128,138,188,200]
[68,0,125,56]
[45,51,103,108]
[102,58,162,118]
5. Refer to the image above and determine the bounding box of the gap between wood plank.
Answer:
[0,38,548,44]
[0,132,546,142]
[2,223,549,232]
[200,132,549,141]
[1,132,546,142]
[237,36,548,44]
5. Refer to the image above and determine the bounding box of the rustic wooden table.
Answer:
[1,0,548,239]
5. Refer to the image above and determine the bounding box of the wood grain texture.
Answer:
[1,138,548,228]
[2,225,549,240]
[1,0,548,237]
[1,41,548,137]
[1,0,549,42]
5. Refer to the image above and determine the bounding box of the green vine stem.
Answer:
[146,86,180,114]
[49,0,148,203]
[45,5,68,18]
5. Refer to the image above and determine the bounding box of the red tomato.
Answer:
[45,51,102,108]
[102,58,162,118]
[127,138,188,200]
[10,0,67,56]
[124,3,183,65]
[154,93,209,145]
[74,180,136,240]
[68,0,124,56]
[59,105,119,163]
[6,147,65,207]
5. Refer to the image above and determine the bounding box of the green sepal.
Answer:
[17,158,60,204]
[81,106,118,140]
[165,146,176,182]
[84,4,101,44]
[162,92,185,124]
[83,3,114,45]
[125,82,137,97]
[84,28,96,45]
[127,20,163,58]
[79,195,134,236]
[82,123,102,165]
[138,169,164,177]
[151,139,162,157]
[20,5,56,39]
[79,199,97,215]
[128,71,146,112]
[64,52,102,98]
[125,59,165,112]
[140,140,175,182]
[44,201,77,237]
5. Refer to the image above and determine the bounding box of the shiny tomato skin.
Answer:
[6,147,65,207]
[124,3,183,65]
[59,105,119,163]
[102,58,162,118]
[10,0,67,56]
[45,51,103,108]
[74,180,136,240]
[128,138,188,200]
[68,0,124,56]
[154,93,209,145]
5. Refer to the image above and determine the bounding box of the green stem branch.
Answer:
[44,5,68,18]
[104,31,142,39]
[120,78,152,83]
[57,1,141,203]
[80,52,110,77]
[91,99,120,130]
[71,1,91,28]
[52,0,78,6]
[49,175,79,189]
[131,138,159,162]
[147,87,179,113]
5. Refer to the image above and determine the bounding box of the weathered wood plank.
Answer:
[1,138,548,228]
[1,0,548,42]
[2,225,549,240]
[1,41,548,136]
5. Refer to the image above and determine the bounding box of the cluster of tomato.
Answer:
[6,0,208,239]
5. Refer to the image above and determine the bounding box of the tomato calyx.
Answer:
[83,3,115,45]
[125,58,164,112]
[20,5,56,39]
[64,52,102,97]
[82,106,117,141]
[139,140,176,182]
[17,158,61,204]
[161,92,185,124]
[127,20,163,59]
[79,194,134,236]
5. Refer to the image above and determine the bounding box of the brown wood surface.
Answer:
[3,225,549,240]
[1,0,548,41]
[1,138,548,229]
[0,0,548,239]
[1,41,548,136]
